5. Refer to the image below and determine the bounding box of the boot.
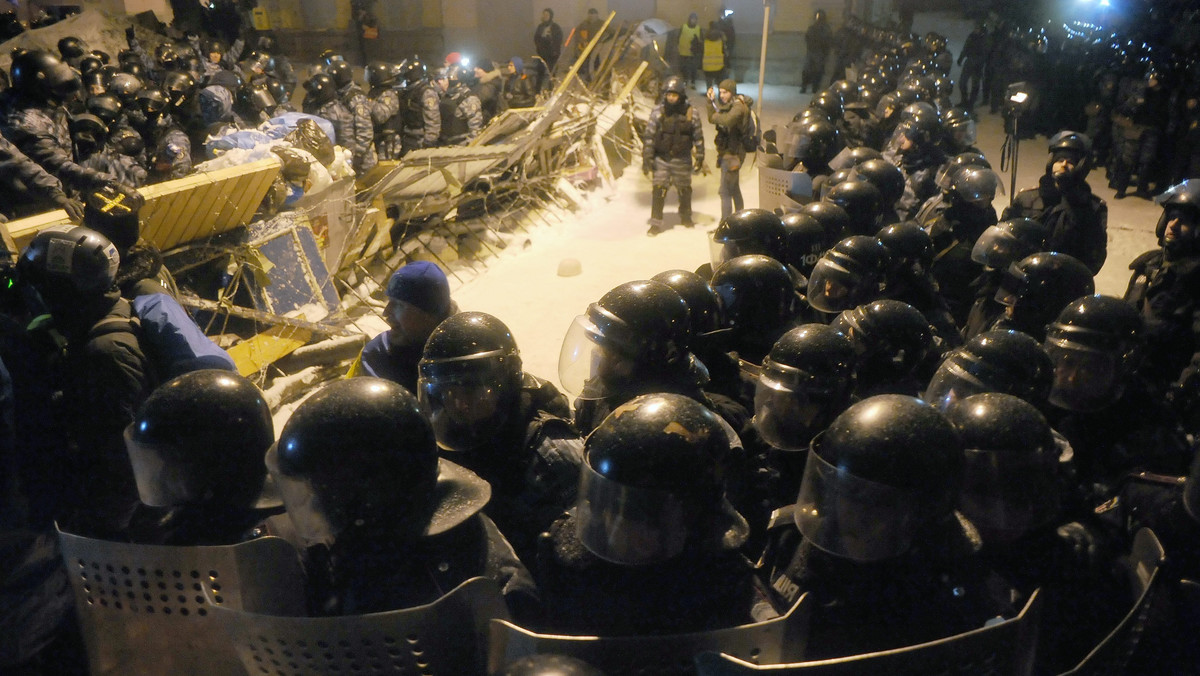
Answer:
[678,186,694,227]
[648,186,669,236]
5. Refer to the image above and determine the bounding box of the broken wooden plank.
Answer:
[226,323,313,376]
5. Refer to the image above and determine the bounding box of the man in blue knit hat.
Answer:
[348,261,458,391]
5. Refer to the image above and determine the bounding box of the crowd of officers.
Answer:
[6,11,1200,676]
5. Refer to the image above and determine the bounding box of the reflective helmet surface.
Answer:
[923,329,1053,411]
[755,324,856,451]
[18,225,119,300]
[825,180,884,235]
[651,269,723,338]
[1043,295,1142,412]
[994,252,1095,337]
[710,255,797,338]
[710,208,787,269]
[807,236,890,313]
[577,393,748,564]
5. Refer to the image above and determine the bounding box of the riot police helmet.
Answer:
[878,221,934,270]
[161,70,196,108]
[576,393,749,564]
[948,167,1000,210]
[1047,130,1092,182]
[710,255,797,340]
[755,324,856,451]
[417,312,523,453]
[651,269,724,339]
[136,86,168,118]
[810,88,844,120]
[326,60,355,89]
[303,73,337,107]
[924,329,1053,411]
[848,146,883,165]
[781,212,832,277]
[58,36,86,61]
[831,299,932,377]
[126,370,276,509]
[971,218,1049,269]
[825,180,884,235]
[366,61,397,89]
[799,202,852,243]
[86,92,122,126]
[18,225,119,314]
[850,159,906,211]
[787,118,841,169]
[107,72,142,103]
[709,208,787,269]
[934,151,991,191]
[1043,295,1142,412]
[807,236,890,313]
[942,106,977,150]
[268,378,490,545]
[994,252,1095,339]
[11,49,80,104]
[1154,180,1200,254]
[797,394,963,561]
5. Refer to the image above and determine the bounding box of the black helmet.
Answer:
[266,79,289,108]
[799,201,852,244]
[878,221,934,270]
[810,89,844,120]
[78,54,104,77]
[971,218,1049,269]
[832,299,932,376]
[942,106,977,151]
[107,72,142,103]
[559,280,693,398]
[825,180,884,235]
[18,225,120,311]
[848,146,883,165]
[58,36,86,60]
[831,79,862,105]
[326,60,354,89]
[947,167,1000,210]
[204,39,225,58]
[710,255,797,342]
[818,168,852,201]
[754,324,856,451]
[109,125,145,157]
[1154,180,1200,254]
[417,312,523,453]
[366,61,397,88]
[1046,130,1092,181]
[86,92,122,125]
[899,101,937,126]
[896,114,940,148]
[946,392,1058,545]
[788,118,841,169]
[121,61,145,79]
[710,208,787,269]
[154,44,180,71]
[126,370,275,509]
[797,395,963,561]
[577,393,749,564]
[69,113,107,156]
[401,57,427,85]
[268,378,490,544]
[11,50,80,103]
[318,49,344,68]
[303,73,337,106]
[237,82,276,113]
[136,86,168,118]
[807,236,890,313]
[161,70,196,109]
[1044,295,1142,412]
[994,252,1095,339]
[781,212,832,277]
[651,269,723,338]
[934,151,991,191]
[662,75,687,100]
[924,330,1053,412]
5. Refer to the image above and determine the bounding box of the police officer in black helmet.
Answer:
[268,377,538,618]
[643,75,704,236]
[124,370,283,545]
[760,395,1018,659]
[418,311,582,570]
[1001,131,1107,274]
[537,393,757,635]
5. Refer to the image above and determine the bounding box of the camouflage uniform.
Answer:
[400,82,441,155]
[338,83,379,173]
[138,115,191,184]
[0,133,74,219]
[438,84,482,146]
[0,93,116,194]
[642,98,704,229]
[368,87,402,161]
[84,146,148,189]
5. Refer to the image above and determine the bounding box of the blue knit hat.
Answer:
[510,56,524,74]
[386,262,451,316]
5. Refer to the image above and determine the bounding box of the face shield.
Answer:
[125,426,202,507]
[575,461,749,566]
[971,223,1033,268]
[265,443,337,547]
[949,119,977,148]
[993,263,1025,309]
[1044,339,1124,412]
[710,235,749,272]
[923,356,993,412]
[794,440,923,562]
[958,445,1059,545]
[558,311,637,399]
[807,257,870,313]
[417,354,515,452]
[753,359,848,451]
[934,163,962,192]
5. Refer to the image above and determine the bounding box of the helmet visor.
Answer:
[264,443,337,547]
[575,461,692,565]
[1044,341,1123,411]
[417,358,512,452]
[923,358,991,412]
[959,446,1058,544]
[558,314,615,399]
[709,235,745,272]
[794,443,923,561]
[807,258,863,313]
[754,362,843,451]
[971,224,1031,268]
[125,426,199,507]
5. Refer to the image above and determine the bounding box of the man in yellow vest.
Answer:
[678,12,702,88]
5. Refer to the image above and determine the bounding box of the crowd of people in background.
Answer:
[2,2,1200,675]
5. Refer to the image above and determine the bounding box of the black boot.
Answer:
[648,185,669,235]
[678,186,694,227]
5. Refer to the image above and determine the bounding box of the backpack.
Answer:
[737,94,762,153]
[90,293,237,383]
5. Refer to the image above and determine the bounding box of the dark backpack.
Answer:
[90,293,236,383]
[737,94,762,153]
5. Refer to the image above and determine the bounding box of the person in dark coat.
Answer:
[503,57,538,109]
[707,78,749,219]
[350,261,457,393]
[533,9,563,71]
[800,10,833,94]
[471,58,505,123]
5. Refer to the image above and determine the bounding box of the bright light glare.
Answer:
[1010,92,1029,104]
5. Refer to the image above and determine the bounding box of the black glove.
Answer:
[125,26,136,46]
